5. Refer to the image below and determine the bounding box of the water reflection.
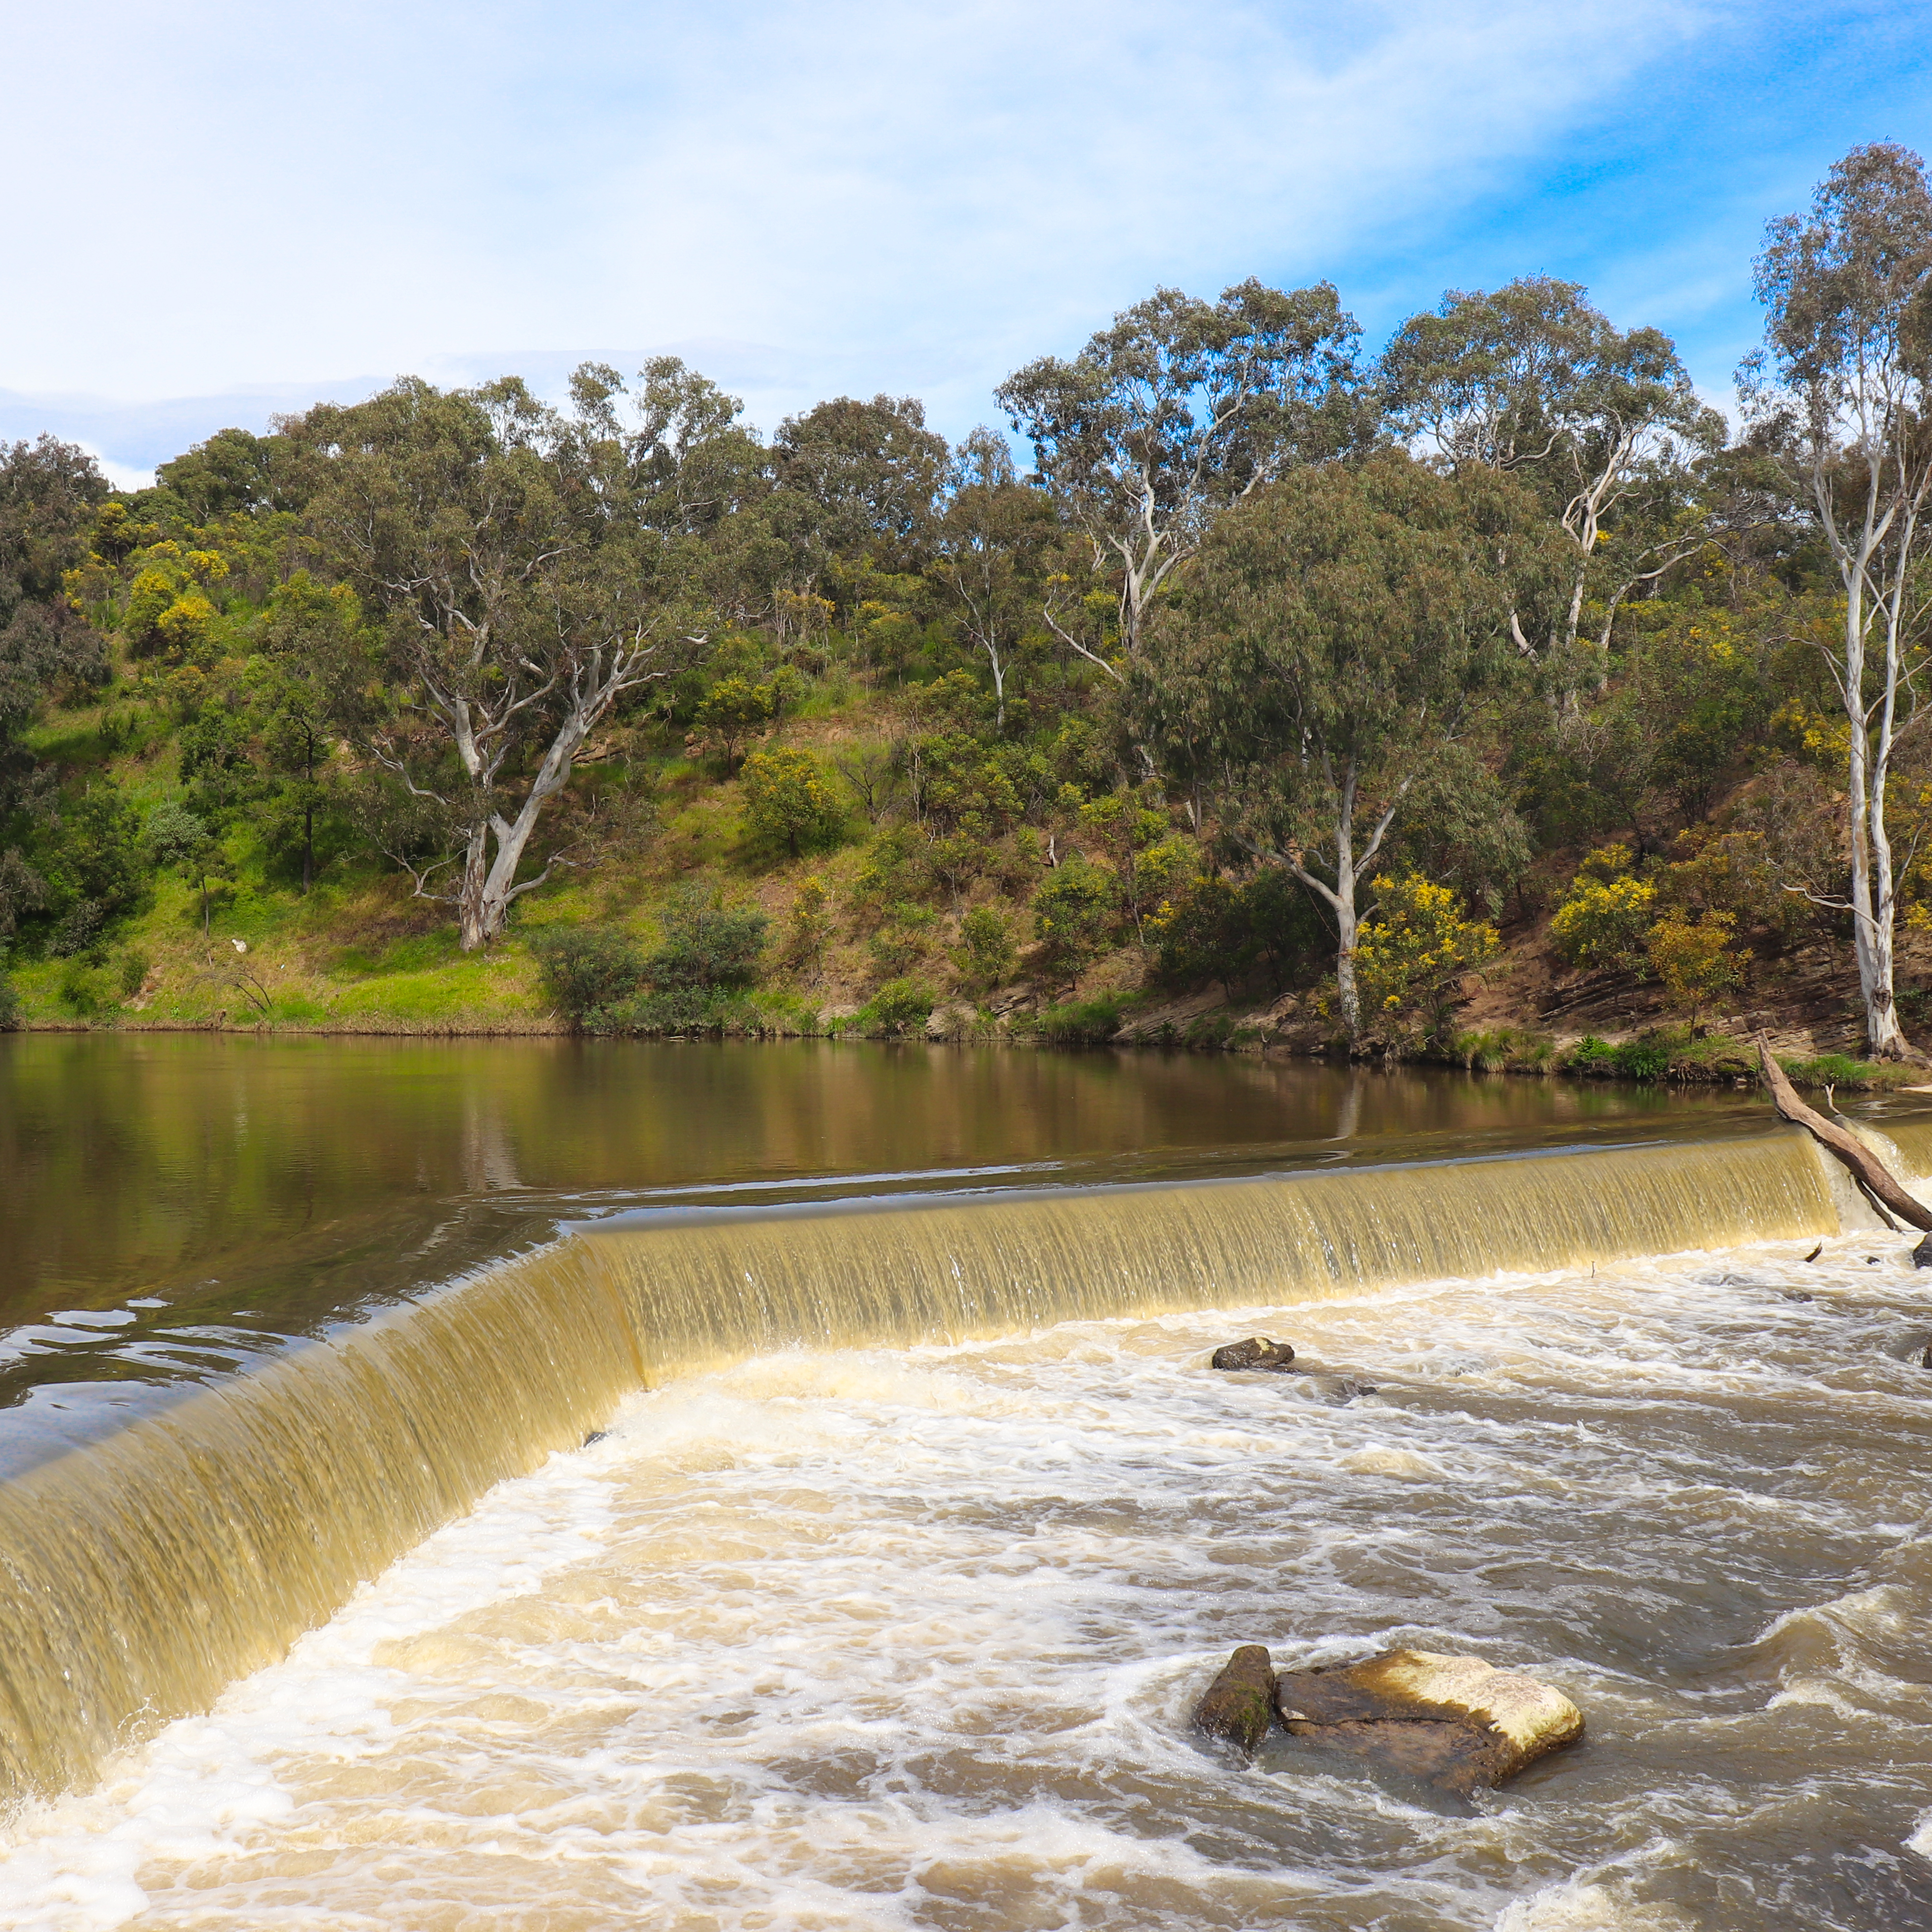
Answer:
[0,1035,1771,1318]
[0,1033,1829,1464]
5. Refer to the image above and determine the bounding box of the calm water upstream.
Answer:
[0,1038,1930,1930]
[0,1036,1760,1471]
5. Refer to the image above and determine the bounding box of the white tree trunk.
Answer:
[1332,866,1361,1037]
[1833,504,1915,1060]
[1280,756,1405,1045]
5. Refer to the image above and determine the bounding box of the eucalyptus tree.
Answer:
[929,429,1056,729]
[0,437,108,933]
[1142,453,1549,1037]
[565,356,769,539]
[290,377,703,949]
[1382,278,1723,677]
[769,393,950,574]
[997,280,1362,681]
[563,357,789,627]
[1741,141,1932,1060]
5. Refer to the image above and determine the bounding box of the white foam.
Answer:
[0,1246,1924,1930]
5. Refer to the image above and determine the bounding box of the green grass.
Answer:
[1449,1026,1556,1073]
[330,930,464,976]
[1774,1050,1921,1092]
[1032,992,1126,1045]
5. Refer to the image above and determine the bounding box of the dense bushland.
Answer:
[4,144,1932,1072]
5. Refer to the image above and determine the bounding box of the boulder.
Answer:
[1211,1336,1296,1372]
[1191,1645,1277,1756]
[1273,1648,1583,1795]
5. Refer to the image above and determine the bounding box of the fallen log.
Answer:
[1754,1034,1932,1233]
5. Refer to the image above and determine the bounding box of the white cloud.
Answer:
[0,0,1717,458]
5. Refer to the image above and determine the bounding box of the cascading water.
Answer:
[0,1123,1885,1811]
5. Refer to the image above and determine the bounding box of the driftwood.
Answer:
[1754,1033,1932,1233]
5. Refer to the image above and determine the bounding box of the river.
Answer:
[0,1038,1929,1929]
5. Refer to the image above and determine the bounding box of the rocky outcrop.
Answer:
[1211,1336,1295,1371]
[1191,1645,1277,1755]
[1274,1648,1584,1794]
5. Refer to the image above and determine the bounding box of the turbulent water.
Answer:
[5,1234,1932,1931]
[4,1041,1931,1928]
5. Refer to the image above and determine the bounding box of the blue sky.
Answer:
[1,0,1926,484]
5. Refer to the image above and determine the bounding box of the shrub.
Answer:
[45,783,146,946]
[1035,993,1125,1045]
[532,927,649,1024]
[869,921,929,977]
[646,895,769,990]
[692,674,788,772]
[1646,910,1749,1015]
[57,959,108,1016]
[1149,867,1328,994]
[856,977,935,1037]
[1550,872,1657,969]
[117,950,149,999]
[953,905,1016,992]
[48,900,107,959]
[0,970,17,1031]
[1565,1034,1674,1081]
[593,987,765,1037]
[741,749,843,858]
[146,799,210,869]
[1031,859,1116,977]
[778,875,831,971]
[1354,874,1498,1045]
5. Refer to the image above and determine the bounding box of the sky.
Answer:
[1,0,1928,486]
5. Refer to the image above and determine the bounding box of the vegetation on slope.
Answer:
[3,145,1932,1087]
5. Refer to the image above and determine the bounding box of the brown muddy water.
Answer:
[1,1038,1931,1929]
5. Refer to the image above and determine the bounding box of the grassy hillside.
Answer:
[7,649,1924,1099]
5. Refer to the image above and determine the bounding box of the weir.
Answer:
[0,1121,1912,1808]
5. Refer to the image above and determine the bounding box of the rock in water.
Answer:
[1211,1337,1296,1372]
[1915,1231,1932,1270]
[1192,1645,1277,1756]
[1273,1648,1583,1795]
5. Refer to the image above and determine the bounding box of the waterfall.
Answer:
[0,1124,1893,1807]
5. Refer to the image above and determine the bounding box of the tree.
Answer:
[930,430,1056,729]
[1382,277,1724,677]
[290,377,702,949]
[254,574,363,890]
[997,280,1361,679]
[565,357,770,540]
[1741,142,1932,1059]
[147,798,228,937]
[0,437,109,932]
[1143,454,1538,1036]
[154,427,304,522]
[770,394,949,574]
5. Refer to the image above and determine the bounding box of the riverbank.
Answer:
[7,992,1916,1093]
[2,847,1921,1092]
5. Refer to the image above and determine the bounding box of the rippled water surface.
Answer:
[7,1237,1932,1930]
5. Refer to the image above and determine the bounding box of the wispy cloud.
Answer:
[0,1,1919,471]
